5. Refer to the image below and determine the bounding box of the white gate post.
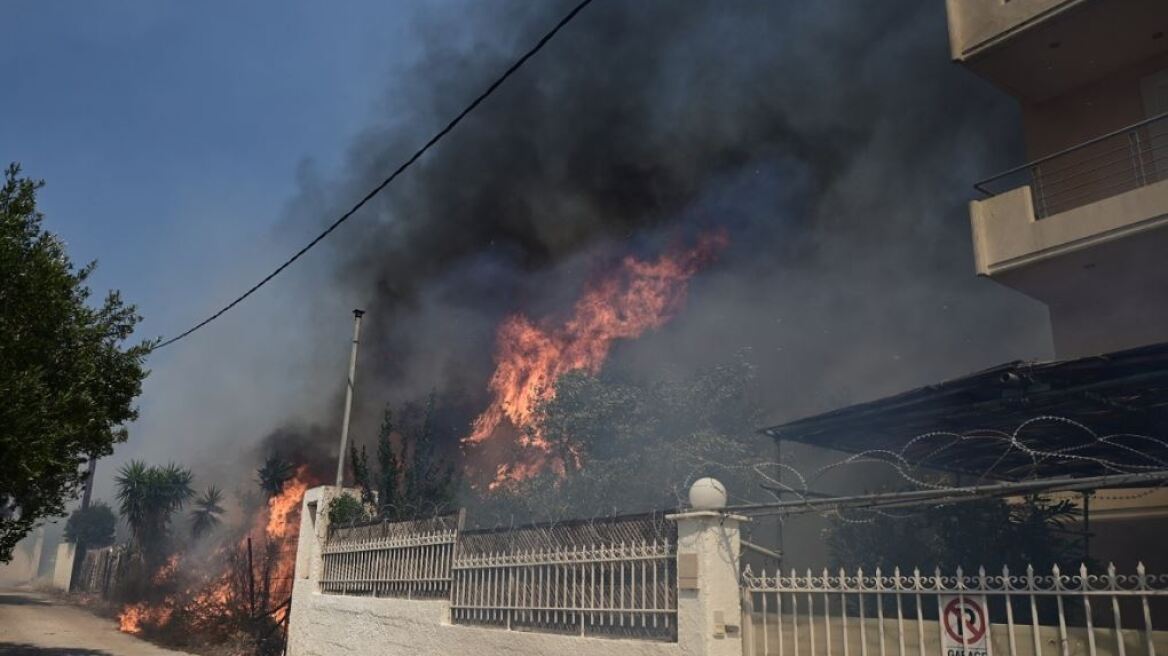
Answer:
[288,485,353,656]
[669,478,749,656]
[294,485,330,587]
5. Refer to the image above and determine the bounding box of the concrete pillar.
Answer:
[668,510,749,656]
[289,485,359,656]
[294,485,365,585]
[51,542,76,591]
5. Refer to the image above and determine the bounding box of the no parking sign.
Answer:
[940,595,991,656]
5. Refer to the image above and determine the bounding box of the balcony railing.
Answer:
[975,111,1168,219]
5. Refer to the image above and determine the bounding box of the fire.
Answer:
[118,601,174,634]
[151,554,180,585]
[117,466,313,636]
[468,233,727,486]
[260,466,309,604]
[266,468,309,541]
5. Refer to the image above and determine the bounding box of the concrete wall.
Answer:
[0,541,37,586]
[288,586,682,656]
[1022,52,1168,158]
[50,542,75,591]
[0,528,44,586]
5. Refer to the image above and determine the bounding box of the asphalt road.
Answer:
[0,589,191,656]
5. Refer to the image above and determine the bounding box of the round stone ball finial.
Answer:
[688,477,727,510]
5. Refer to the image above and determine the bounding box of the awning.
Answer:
[760,342,1168,481]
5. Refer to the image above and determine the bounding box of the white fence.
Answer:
[450,514,678,640]
[451,538,677,639]
[741,563,1168,656]
[319,512,461,598]
[316,509,679,640]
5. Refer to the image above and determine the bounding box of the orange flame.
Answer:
[467,233,727,486]
[260,467,309,602]
[118,601,174,634]
[117,467,313,636]
[151,554,180,585]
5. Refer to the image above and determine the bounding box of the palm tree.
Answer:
[256,456,294,498]
[114,460,194,562]
[189,486,225,539]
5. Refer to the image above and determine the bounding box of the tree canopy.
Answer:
[63,501,117,549]
[480,354,768,521]
[350,394,457,521]
[115,461,194,564]
[0,164,150,562]
[189,486,225,539]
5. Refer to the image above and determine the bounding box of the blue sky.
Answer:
[2,1,475,496]
[2,1,438,341]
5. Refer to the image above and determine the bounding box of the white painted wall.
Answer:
[50,542,75,591]
[288,585,681,656]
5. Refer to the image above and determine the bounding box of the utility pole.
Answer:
[335,309,365,490]
[80,455,97,510]
[68,454,98,592]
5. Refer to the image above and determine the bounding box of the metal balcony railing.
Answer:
[975,111,1168,219]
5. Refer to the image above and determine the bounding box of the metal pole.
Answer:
[69,454,99,592]
[335,309,366,489]
[248,535,256,619]
[80,455,97,510]
[1082,490,1092,563]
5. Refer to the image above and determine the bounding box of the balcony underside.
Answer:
[951,0,1168,103]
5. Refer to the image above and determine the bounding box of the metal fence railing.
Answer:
[975,111,1168,219]
[450,513,678,641]
[741,563,1168,656]
[319,511,462,598]
[317,509,679,641]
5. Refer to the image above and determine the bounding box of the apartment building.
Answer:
[949,0,1168,357]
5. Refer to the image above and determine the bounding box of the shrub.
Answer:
[327,494,368,526]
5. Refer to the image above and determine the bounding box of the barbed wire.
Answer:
[674,414,1168,525]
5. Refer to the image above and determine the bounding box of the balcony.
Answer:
[976,111,1168,220]
[970,111,1168,357]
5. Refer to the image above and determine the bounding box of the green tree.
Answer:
[114,461,194,564]
[478,354,766,520]
[63,501,117,549]
[402,392,456,517]
[375,408,401,517]
[0,164,150,562]
[189,486,225,539]
[348,443,375,507]
[349,398,456,521]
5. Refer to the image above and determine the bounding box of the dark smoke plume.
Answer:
[275,0,1048,497]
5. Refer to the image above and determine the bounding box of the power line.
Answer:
[152,0,597,351]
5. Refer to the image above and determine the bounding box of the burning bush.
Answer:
[110,462,315,655]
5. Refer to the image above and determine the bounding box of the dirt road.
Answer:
[0,589,192,656]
